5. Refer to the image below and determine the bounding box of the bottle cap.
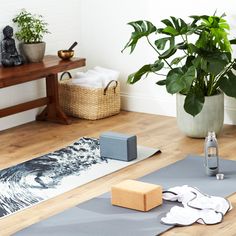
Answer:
[216,173,224,180]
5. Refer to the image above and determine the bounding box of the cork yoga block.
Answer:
[111,180,163,211]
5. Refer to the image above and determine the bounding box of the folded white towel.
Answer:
[161,185,231,226]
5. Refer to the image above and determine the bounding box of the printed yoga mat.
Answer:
[0,137,159,219]
[15,155,236,236]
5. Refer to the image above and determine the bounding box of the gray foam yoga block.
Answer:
[100,131,137,161]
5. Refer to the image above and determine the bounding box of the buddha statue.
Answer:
[1,25,24,67]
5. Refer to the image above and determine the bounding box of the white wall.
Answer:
[1,0,236,131]
[78,0,236,124]
[0,0,81,131]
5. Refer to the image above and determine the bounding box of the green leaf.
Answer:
[205,52,229,75]
[219,71,236,97]
[196,31,209,49]
[187,43,198,54]
[154,37,171,50]
[182,66,196,92]
[192,56,208,72]
[162,26,179,36]
[159,47,177,59]
[230,39,236,44]
[127,60,164,84]
[180,18,188,29]
[161,19,174,27]
[170,55,187,65]
[122,20,156,53]
[151,59,165,71]
[233,61,236,70]
[176,42,188,50]
[166,66,196,94]
[127,65,150,84]
[156,79,166,85]
[184,88,205,116]
[186,56,196,67]
[159,37,176,59]
[166,68,186,94]
[170,16,181,31]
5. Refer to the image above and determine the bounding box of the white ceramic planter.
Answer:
[22,42,46,63]
[176,93,224,138]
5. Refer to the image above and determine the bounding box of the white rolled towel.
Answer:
[94,66,120,80]
[70,76,103,88]
[72,67,120,88]
[94,66,120,87]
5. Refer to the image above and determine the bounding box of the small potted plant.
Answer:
[12,9,50,63]
[122,14,236,137]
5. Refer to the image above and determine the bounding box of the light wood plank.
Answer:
[0,111,236,236]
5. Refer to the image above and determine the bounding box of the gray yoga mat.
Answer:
[15,156,236,236]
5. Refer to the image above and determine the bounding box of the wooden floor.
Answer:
[1,111,236,236]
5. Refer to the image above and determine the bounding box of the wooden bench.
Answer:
[0,55,86,124]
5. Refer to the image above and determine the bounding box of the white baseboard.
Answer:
[1,92,236,131]
[121,92,236,125]
[0,109,41,131]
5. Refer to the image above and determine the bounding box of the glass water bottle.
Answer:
[204,131,219,176]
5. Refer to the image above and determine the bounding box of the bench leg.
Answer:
[36,74,71,125]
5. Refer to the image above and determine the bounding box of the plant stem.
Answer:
[146,36,173,69]
[153,72,166,76]
[180,35,188,56]
[207,74,215,95]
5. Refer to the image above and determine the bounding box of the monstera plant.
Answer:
[122,14,236,117]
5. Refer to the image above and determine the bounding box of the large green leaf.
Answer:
[122,20,156,53]
[182,66,196,92]
[160,17,192,36]
[205,52,230,75]
[199,15,232,52]
[127,60,164,84]
[184,88,205,116]
[192,56,208,72]
[166,68,186,94]
[219,71,236,97]
[166,66,196,94]
[196,31,209,49]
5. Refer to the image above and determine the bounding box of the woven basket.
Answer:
[59,72,121,120]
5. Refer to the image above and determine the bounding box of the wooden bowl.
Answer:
[58,50,74,60]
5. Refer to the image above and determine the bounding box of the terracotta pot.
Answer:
[22,42,46,63]
[176,93,224,138]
